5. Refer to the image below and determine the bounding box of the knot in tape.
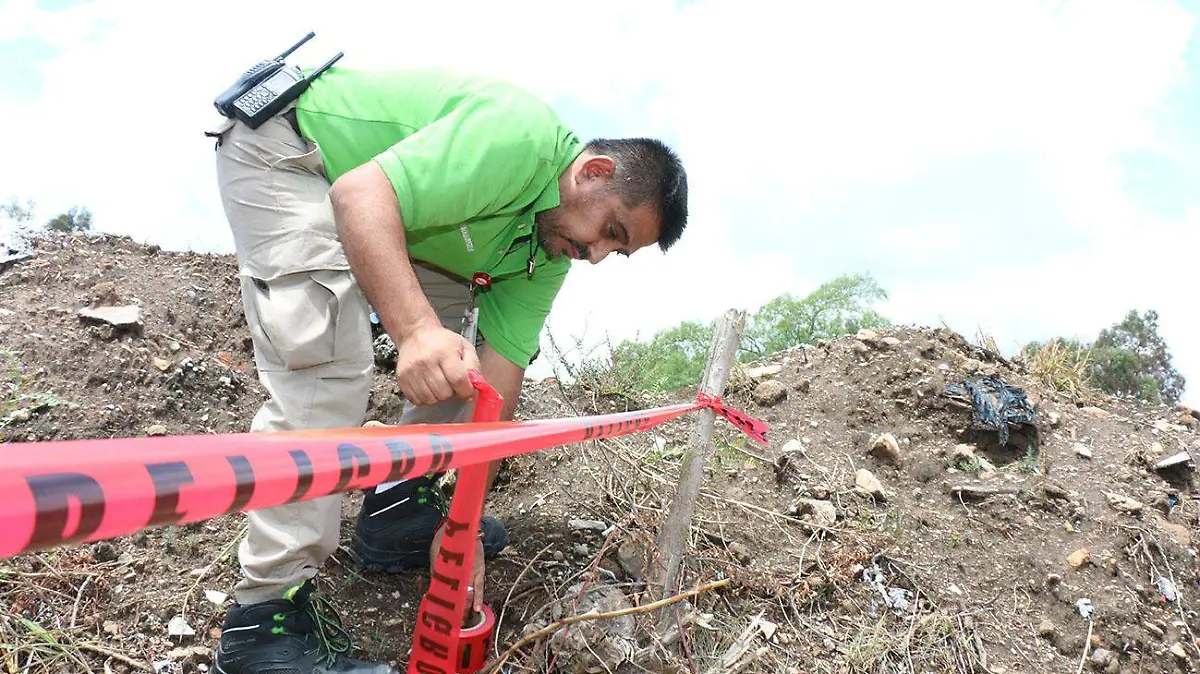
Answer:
[695,392,770,447]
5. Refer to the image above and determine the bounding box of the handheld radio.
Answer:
[213,32,344,129]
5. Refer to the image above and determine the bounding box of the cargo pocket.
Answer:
[250,271,339,373]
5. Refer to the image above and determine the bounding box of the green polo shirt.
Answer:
[293,67,582,368]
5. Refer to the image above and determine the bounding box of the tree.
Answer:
[611,320,714,392]
[1090,310,1184,405]
[1,198,35,224]
[45,205,92,233]
[741,273,891,359]
[600,273,892,393]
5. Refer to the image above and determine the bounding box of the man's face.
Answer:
[535,154,661,265]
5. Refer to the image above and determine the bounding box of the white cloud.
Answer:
[2,0,1197,403]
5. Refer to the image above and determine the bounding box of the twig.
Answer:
[1075,618,1093,674]
[495,544,553,658]
[69,575,93,630]
[482,578,732,674]
[77,641,153,671]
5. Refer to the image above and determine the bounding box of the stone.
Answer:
[745,364,783,379]
[1090,648,1114,669]
[1037,619,1057,639]
[869,433,902,466]
[89,281,120,306]
[569,519,608,533]
[856,329,880,344]
[752,380,788,406]
[1073,443,1093,459]
[1170,642,1188,660]
[1152,451,1192,471]
[727,541,751,564]
[795,378,812,394]
[1067,548,1090,568]
[616,539,646,581]
[881,336,902,348]
[855,469,886,502]
[790,498,837,529]
[146,424,168,436]
[1047,411,1062,427]
[1081,406,1110,418]
[1105,492,1144,515]
[77,304,142,329]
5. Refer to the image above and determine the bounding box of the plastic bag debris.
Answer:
[944,377,1038,446]
[863,561,912,616]
[1076,598,1094,619]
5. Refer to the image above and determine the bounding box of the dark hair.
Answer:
[586,138,688,251]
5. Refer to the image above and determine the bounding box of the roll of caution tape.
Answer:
[457,604,495,674]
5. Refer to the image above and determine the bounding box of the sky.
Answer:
[1,0,1198,405]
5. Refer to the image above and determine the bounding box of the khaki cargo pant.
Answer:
[210,110,473,605]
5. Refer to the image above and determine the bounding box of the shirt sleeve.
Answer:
[372,98,558,233]
[477,260,570,369]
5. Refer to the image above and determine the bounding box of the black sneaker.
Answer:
[213,579,396,674]
[349,475,509,573]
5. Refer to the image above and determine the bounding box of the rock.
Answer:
[869,433,902,466]
[781,439,805,454]
[1067,549,1091,568]
[146,424,168,436]
[881,336,902,348]
[727,541,751,564]
[1073,443,1093,459]
[795,378,811,394]
[745,364,783,379]
[1081,406,1110,418]
[373,333,397,369]
[1037,619,1057,639]
[89,281,120,306]
[789,498,837,529]
[1047,411,1062,427]
[103,620,121,636]
[1170,642,1188,660]
[1090,648,1114,669]
[92,541,119,563]
[572,543,589,557]
[855,469,886,502]
[1152,451,1192,471]
[1105,492,1144,515]
[77,304,141,329]
[616,539,646,581]
[569,519,607,533]
[752,380,788,406]
[167,646,212,665]
[153,356,172,372]
[856,329,880,344]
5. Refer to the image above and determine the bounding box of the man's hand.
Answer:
[394,324,481,405]
[430,521,486,624]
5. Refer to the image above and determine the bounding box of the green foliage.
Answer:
[589,273,892,394]
[45,205,92,233]
[611,320,713,392]
[1025,310,1185,405]
[1091,310,1184,405]
[742,274,891,359]
[1,198,35,223]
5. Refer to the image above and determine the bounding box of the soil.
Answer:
[3,231,1200,674]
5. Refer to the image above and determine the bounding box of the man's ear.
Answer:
[577,154,616,183]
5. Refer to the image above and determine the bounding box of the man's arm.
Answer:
[329,161,480,404]
[478,343,524,491]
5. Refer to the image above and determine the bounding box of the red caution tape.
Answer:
[408,371,498,674]
[0,382,766,562]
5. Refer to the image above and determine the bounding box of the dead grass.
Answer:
[1021,339,1099,403]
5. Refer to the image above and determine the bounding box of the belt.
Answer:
[282,108,302,138]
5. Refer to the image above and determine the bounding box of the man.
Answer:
[206,65,688,674]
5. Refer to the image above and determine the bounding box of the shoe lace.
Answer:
[417,479,449,517]
[273,591,357,668]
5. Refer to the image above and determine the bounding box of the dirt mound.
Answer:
[2,232,1199,674]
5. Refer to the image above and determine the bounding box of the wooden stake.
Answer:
[652,309,746,601]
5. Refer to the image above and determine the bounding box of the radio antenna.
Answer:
[275,32,316,61]
[306,51,345,82]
